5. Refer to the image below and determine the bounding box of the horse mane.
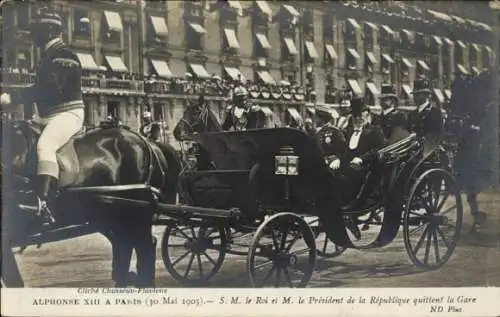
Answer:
[205,106,222,131]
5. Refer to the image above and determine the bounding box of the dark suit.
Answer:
[341,122,387,201]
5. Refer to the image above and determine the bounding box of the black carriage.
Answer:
[159,127,463,287]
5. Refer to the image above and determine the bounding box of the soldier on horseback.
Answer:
[0,7,84,221]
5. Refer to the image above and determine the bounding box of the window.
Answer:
[323,14,333,40]
[185,21,205,51]
[365,51,377,74]
[442,57,451,86]
[400,58,413,78]
[363,22,377,48]
[107,101,120,118]
[148,15,168,44]
[344,18,360,43]
[381,53,394,75]
[17,3,30,31]
[254,31,270,58]
[17,51,31,70]
[302,9,314,36]
[101,11,123,43]
[73,8,91,37]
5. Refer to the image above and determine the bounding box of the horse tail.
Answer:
[155,142,181,204]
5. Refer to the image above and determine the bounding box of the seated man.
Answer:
[328,97,387,204]
[377,83,410,143]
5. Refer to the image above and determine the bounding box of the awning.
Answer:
[325,44,337,60]
[76,52,100,71]
[256,33,271,49]
[402,84,412,98]
[347,18,360,29]
[257,71,276,85]
[306,107,315,115]
[366,82,380,97]
[151,60,172,78]
[189,22,206,34]
[401,58,413,68]
[364,22,378,31]
[443,37,454,46]
[401,29,414,42]
[347,79,362,96]
[150,15,168,37]
[472,66,481,76]
[105,55,128,72]
[224,28,240,49]
[456,64,469,75]
[417,60,430,71]
[365,51,378,65]
[189,63,210,79]
[224,67,242,81]
[260,106,273,117]
[451,15,466,24]
[104,11,123,33]
[255,1,272,17]
[347,48,360,60]
[382,53,394,64]
[433,88,445,103]
[427,9,453,22]
[444,89,452,100]
[484,46,493,54]
[456,40,467,49]
[471,43,481,53]
[287,107,302,122]
[283,37,298,55]
[227,1,243,16]
[282,4,300,17]
[432,36,443,46]
[380,25,394,36]
[305,41,318,59]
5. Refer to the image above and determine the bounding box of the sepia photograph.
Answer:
[1,0,499,315]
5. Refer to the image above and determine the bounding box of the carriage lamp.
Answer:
[275,146,299,176]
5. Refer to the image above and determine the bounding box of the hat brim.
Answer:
[379,94,398,99]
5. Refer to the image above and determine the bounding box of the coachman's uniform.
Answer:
[376,84,410,143]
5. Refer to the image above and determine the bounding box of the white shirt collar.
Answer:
[44,38,62,52]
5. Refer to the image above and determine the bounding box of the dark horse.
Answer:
[1,118,181,287]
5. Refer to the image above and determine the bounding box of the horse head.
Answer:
[173,99,221,141]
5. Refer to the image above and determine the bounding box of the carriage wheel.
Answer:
[247,213,316,288]
[309,218,346,258]
[161,224,226,285]
[403,169,463,270]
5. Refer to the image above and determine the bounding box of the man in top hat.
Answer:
[377,83,410,143]
[0,6,85,220]
[328,98,386,194]
[410,75,443,141]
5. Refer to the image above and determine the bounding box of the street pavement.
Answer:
[11,191,500,288]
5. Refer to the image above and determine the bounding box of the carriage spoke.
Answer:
[321,236,329,253]
[262,266,276,285]
[290,248,311,257]
[275,267,282,287]
[412,225,429,255]
[174,228,191,240]
[408,210,430,219]
[254,259,274,270]
[283,267,293,287]
[196,253,203,278]
[440,204,457,216]
[432,180,443,209]
[423,226,433,264]
[285,233,301,252]
[202,251,217,266]
[172,250,191,267]
[190,227,197,239]
[409,222,427,235]
[184,253,195,278]
[435,226,452,250]
[280,227,289,250]
[432,229,440,264]
[436,191,451,212]
[270,230,280,250]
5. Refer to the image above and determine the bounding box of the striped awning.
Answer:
[151,60,172,78]
[76,52,100,71]
[189,63,210,78]
[105,55,128,73]
[257,70,276,85]
[325,44,337,60]
[283,38,298,55]
[104,11,123,32]
[256,33,271,49]
[150,15,168,37]
[305,41,318,59]
[366,82,380,97]
[347,79,362,97]
[224,28,240,49]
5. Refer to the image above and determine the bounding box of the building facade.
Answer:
[1,0,498,184]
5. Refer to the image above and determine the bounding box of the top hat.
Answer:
[412,76,431,94]
[379,83,398,100]
[350,97,368,117]
[31,7,63,29]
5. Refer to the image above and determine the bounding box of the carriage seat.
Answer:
[13,120,85,186]
[377,133,419,165]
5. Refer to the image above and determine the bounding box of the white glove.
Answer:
[350,157,363,170]
[329,158,341,171]
[1,93,12,105]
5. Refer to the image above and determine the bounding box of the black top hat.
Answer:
[379,83,398,100]
[350,97,368,117]
[31,7,63,29]
[412,76,431,94]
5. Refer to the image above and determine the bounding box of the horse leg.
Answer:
[133,218,156,288]
[108,226,134,287]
